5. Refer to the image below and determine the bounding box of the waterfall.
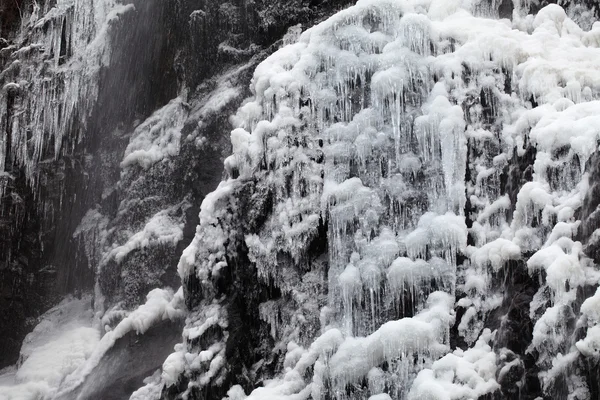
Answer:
[173,1,600,399]
[1,1,600,400]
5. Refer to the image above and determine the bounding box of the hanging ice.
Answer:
[0,0,133,191]
[6,0,600,398]
[164,0,600,398]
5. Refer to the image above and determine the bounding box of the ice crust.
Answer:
[172,0,600,398]
[5,0,600,398]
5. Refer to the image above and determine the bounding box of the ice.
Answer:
[121,98,189,170]
[224,385,248,400]
[544,221,580,246]
[580,287,600,325]
[112,288,184,335]
[547,241,584,285]
[328,292,454,391]
[323,178,382,235]
[399,13,432,56]
[387,257,443,313]
[532,4,567,32]
[415,90,467,211]
[157,303,229,391]
[101,206,185,266]
[511,181,554,230]
[339,262,362,332]
[405,212,467,264]
[528,101,600,172]
[470,238,521,271]
[294,328,344,374]
[576,325,600,358]
[173,0,600,398]
[0,0,134,190]
[529,304,573,368]
[476,195,511,226]
[408,329,498,400]
[177,180,237,282]
[73,208,109,268]
[129,370,163,400]
[0,381,50,400]
[185,304,224,342]
[16,327,99,387]
[527,243,586,301]
[538,350,583,395]
[575,287,600,361]
[369,395,392,400]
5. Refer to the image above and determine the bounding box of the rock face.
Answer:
[0,0,180,367]
[2,1,600,400]
[0,0,351,384]
[167,1,600,399]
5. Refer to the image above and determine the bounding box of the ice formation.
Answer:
[3,0,600,399]
[0,0,133,191]
[169,0,600,399]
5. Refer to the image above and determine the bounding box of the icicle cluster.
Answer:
[162,0,600,399]
[0,0,133,193]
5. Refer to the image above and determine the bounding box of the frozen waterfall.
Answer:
[2,0,600,400]
[174,1,600,399]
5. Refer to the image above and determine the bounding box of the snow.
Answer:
[156,0,600,398]
[470,238,521,271]
[121,98,189,170]
[408,329,499,400]
[161,351,186,387]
